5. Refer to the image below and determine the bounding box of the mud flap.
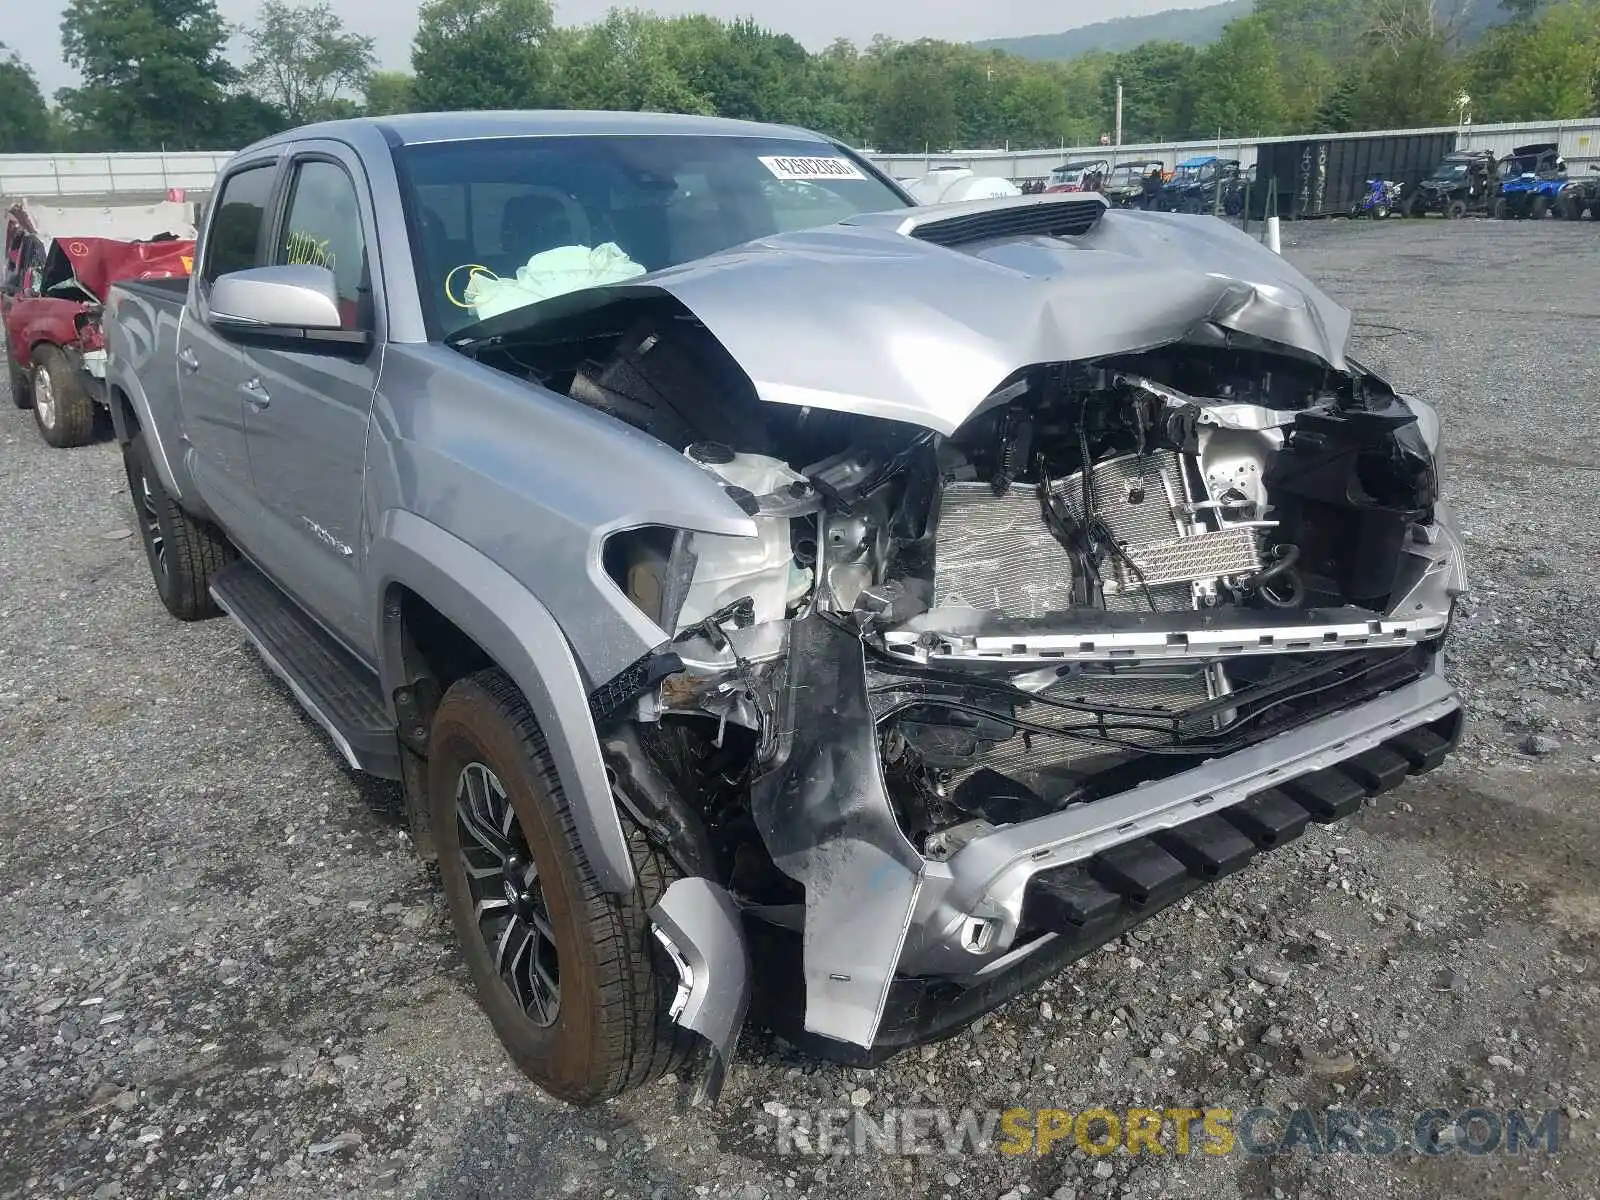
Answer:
[750,616,925,1049]
[649,876,750,1105]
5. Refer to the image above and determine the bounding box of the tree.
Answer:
[58,0,236,149]
[1472,1,1600,118]
[365,70,415,115]
[872,58,957,152]
[410,0,558,112]
[243,0,376,125]
[1190,17,1288,137]
[0,44,49,151]
[1351,0,1468,127]
[1102,41,1198,142]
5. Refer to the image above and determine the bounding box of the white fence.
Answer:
[3,117,1599,201]
[0,151,233,202]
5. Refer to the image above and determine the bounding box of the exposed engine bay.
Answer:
[474,306,1452,871]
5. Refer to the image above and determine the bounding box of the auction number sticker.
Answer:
[759,155,865,182]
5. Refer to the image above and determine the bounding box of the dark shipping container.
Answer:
[1251,132,1461,218]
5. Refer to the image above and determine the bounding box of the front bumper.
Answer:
[757,657,1462,1063]
[753,604,1463,1057]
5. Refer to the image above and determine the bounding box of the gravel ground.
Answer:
[2,217,1598,1200]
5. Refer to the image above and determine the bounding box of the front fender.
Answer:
[370,509,636,895]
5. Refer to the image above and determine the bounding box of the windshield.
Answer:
[1432,161,1470,179]
[396,134,909,339]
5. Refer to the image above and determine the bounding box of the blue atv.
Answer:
[1350,178,1404,219]
[1159,156,1247,216]
[1493,143,1567,219]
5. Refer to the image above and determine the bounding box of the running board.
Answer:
[210,561,400,778]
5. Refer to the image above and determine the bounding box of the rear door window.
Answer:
[203,164,276,284]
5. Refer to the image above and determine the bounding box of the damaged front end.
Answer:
[470,195,1467,1086]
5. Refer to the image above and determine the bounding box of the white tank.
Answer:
[674,444,813,633]
[902,169,1022,205]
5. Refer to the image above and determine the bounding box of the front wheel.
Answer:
[30,345,96,447]
[429,670,691,1105]
[1531,195,1551,220]
[1374,204,1391,220]
[1402,194,1421,219]
[1492,197,1510,221]
[1446,199,1468,220]
[122,433,234,620]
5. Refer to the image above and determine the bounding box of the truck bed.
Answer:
[113,277,190,301]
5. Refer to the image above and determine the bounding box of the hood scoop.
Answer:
[845,192,1109,249]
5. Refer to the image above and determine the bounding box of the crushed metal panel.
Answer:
[750,615,923,1050]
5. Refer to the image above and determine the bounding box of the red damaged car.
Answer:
[4,200,196,447]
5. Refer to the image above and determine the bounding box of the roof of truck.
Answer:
[242,110,833,153]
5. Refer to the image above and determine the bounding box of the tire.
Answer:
[1556,195,1580,220]
[1492,197,1510,221]
[1402,194,1421,219]
[30,344,96,447]
[1446,200,1468,220]
[1531,195,1551,220]
[1375,204,1390,220]
[428,669,692,1105]
[122,433,234,620]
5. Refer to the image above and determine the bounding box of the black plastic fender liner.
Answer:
[749,615,925,1050]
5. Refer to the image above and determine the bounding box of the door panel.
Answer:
[242,151,382,659]
[179,160,277,532]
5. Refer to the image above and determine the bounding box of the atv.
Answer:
[1556,165,1600,220]
[1404,149,1498,219]
[1103,160,1168,209]
[1351,178,1404,219]
[1159,157,1247,216]
[1493,143,1566,219]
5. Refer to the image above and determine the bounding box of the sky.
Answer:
[13,0,1225,101]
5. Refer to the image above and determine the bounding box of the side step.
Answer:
[210,560,399,778]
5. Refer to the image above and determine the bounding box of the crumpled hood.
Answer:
[500,200,1355,436]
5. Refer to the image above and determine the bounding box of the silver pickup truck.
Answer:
[104,110,1466,1107]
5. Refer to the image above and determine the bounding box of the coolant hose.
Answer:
[1240,544,1304,608]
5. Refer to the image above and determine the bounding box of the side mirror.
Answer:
[208,264,368,353]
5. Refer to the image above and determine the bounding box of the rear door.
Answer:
[181,157,280,532]
[239,144,383,659]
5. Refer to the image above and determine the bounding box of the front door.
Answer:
[240,148,383,659]
[180,158,279,533]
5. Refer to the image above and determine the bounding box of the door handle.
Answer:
[240,376,271,410]
[177,347,199,374]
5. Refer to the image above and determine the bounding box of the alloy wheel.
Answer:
[455,761,561,1026]
[137,474,167,580]
[33,367,55,429]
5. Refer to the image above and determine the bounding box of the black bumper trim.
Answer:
[766,707,1465,1066]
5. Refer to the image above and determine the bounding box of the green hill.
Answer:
[974,2,1253,61]
[977,0,1512,62]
